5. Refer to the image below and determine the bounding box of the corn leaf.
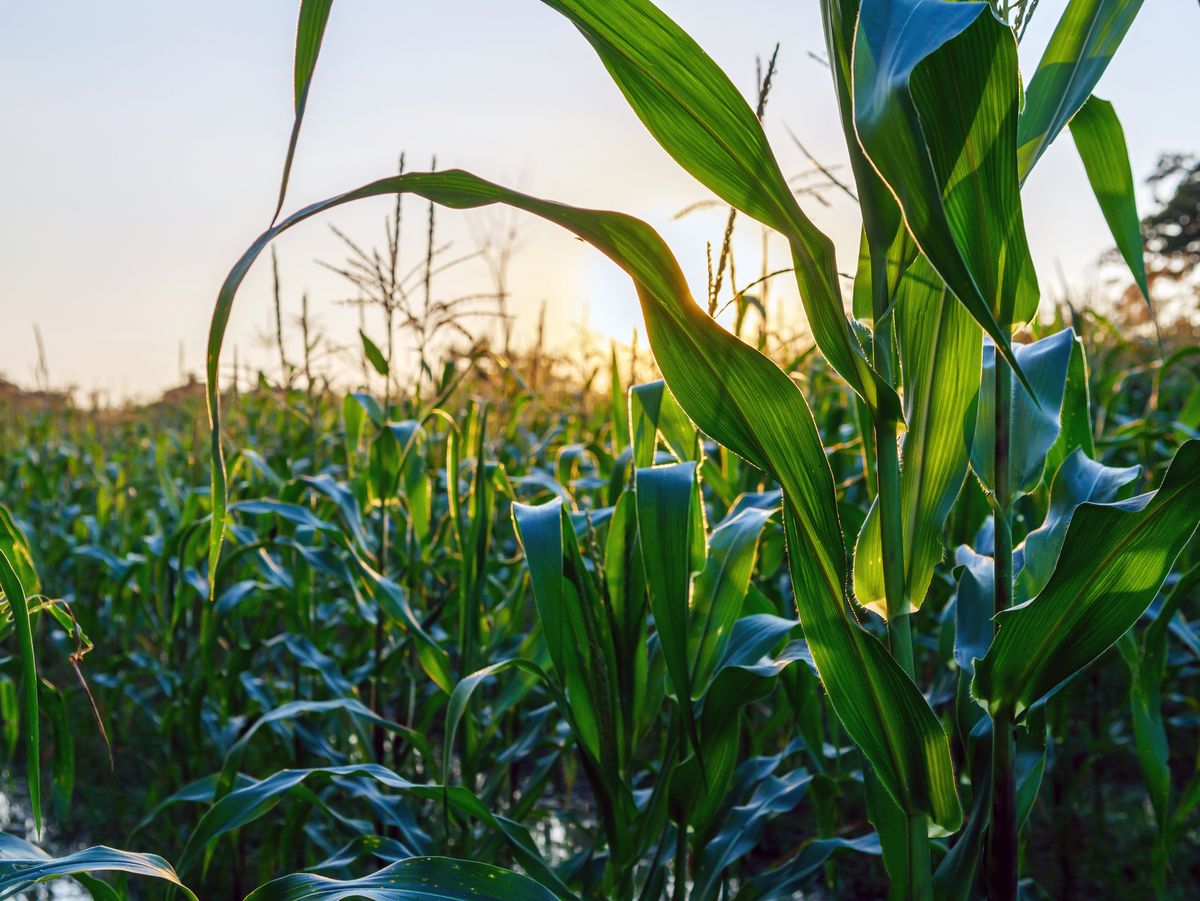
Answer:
[853,0,1039,370]
[243,856,559,901]
[0,551,39,838]
[629,380,696,468]
[1041,332,1094,483]
[359,329,389,376]
[1016,0,1145,179]
[636,462,705,765]
[854,256,981,615]
[971,329,1075,497]
[206,168,961,832]
[974,441,1200,717]
[1016,450,1141,602]
[177,763,569,895]
[821,0,914,319]
[512,500,606,764]
[273,0,334,222]
[0,834,197,901]
[1069,96,1157,330]
[689,506,772,694]
[672,638,811,835]
[538,0,901,422]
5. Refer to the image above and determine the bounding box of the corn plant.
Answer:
[2,0,1198,898]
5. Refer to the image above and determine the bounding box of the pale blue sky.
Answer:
[1,1,1196,398]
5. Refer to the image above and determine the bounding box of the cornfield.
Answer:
[2,0,1198,898]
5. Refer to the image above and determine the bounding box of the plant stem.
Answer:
[672,817,687,901]
[871,258,930,899]
[988,706,1018,900]
[988,353,1018,900]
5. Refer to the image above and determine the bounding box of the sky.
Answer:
[1,1,1197,400]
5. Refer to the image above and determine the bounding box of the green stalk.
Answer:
[871,258,930,899]
[987,354,1018,900]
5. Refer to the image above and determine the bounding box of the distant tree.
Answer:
[1142,153,1200,279]
[1104,152,1199,346]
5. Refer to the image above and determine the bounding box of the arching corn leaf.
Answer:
[0,505,38,597]
[1017,0,1145,179]
[853,0,1039,370]
[177,763,569,896]
[0,834,197,901]
[1016,449,1141,602]
[538,0,901,422]
[974,441,1200,717]
[243,856,559,901]
[206,168,960,832]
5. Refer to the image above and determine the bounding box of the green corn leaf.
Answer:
[0,550,39,838]
[854,256,981,615]
[177,764,570,895]
[1130,564,1200,835]
[692,761,813,901]
[689,507,772,694]
[673,639,811,835]
[1041,332,1094,483]
[747,834,883,899]
[1017,0,1145,179]
[539,0,901,422]
[243,856,559,901]
[952,544,996,679]
[636,462,705,766]
[1069,96,1159,337]
[974,441,1200,717]
[0,834,197,901]
[216,698,433,799]
[513,500,604,763]
[1016,450,1141,602]
[273,0,334,222]
[853,0,1039,375]
[206,168,960,832]
[628,380,696,469]
[359,329,390,377]
[822,0,915,321]
[971,329,1075,497]
[0,505,38,597]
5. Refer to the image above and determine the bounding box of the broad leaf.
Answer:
[243,856,559,901]
[0,834,197,900]
[637,463,704,763]
[1069,96,1157,329]
[689,506,772,693]
[971,329,1075,497]
[853,0,1039,373]
[1016,450,1141,602]
[975,441,1200,716]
